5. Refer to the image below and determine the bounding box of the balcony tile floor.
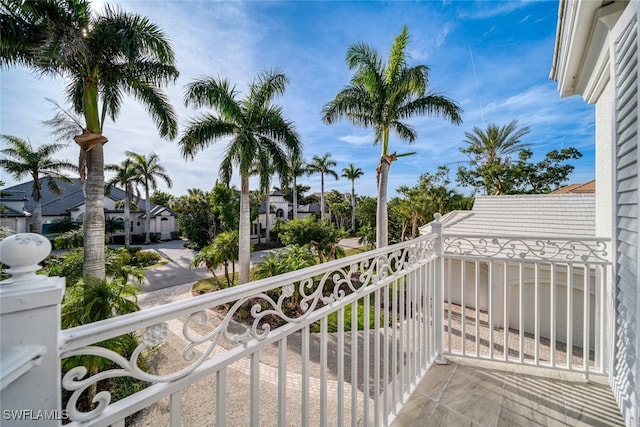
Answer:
[392,356,625,427]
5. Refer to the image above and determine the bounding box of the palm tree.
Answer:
[322,26,462,248]
[125,151,173,244]
[0,135,76,234]
[280,150,306,220]
[342,163,364,234]
[179,69,301,284]
[251,158,275,243]
[105,159,140,248]
[306,153,339,222]
[1,1,178,279]
[459,120,531,195]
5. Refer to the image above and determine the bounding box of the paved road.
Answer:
[137,237,364,309]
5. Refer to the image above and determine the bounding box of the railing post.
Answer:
[0,234,65,426]
[431,213,446,364]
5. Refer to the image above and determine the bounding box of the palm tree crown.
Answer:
[1,0,178,279]
[0,135,76,234]
[342,163,364,234]
[307,152,339,222]
[179,69,302,284]
[459,120,531,195]
[125,151,172,244]
[322,26,462,247]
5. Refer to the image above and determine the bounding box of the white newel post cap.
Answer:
[0,233,52,285]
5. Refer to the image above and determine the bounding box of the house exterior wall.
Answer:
[444,260,596,349]
[553,2,639,424]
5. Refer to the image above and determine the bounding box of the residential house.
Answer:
[1,178,177,240]
[552,1,640,424]
[252,190,322,238]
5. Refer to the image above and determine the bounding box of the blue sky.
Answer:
[0,0,595,198]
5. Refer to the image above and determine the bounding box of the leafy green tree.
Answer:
[172,189,215,249]
[1,0,179,279]
[306,153,339,222]
[278,216,345,262]
[355,195,377,231]
[105,217,125,244]
[342,163,364,233]
[191,231,240,288]
[48,217,79,234]
[150,190,175,208]
[126,151,173,244]
[326,190,350,228]
[0,135,76,233]
[457,120,531,195]
[322,26,462,248]
[210,183,240,234]
[509,148,583,194]
[179,69,301,284]
[252,244,316,281]
[106,159,140,248]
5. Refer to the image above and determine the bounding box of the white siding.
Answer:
[612,5,640,425]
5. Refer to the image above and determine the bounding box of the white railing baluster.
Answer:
[363,292,370,426]
[374,287,381,427]
[460,259,466,357]
[504,260,509,362]
[488,261,494,360]
[567,264,574,370]
[583,264,590,381]
[351,300,358,426]
[475,260,480,358]
[320,317,327,427]
[391,278,397,413]
[216,369,226,426]
[302,327,309,427]
[169,389,182,426]
[250,351,260,427]
[519,261,524,364]
[534,262,540,366]
[446,258,452,354]
[337,307,344,427]
[383,280,390,424]
[550,262,557,369]
[278,337,287,427]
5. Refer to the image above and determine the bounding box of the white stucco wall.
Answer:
[595,80,614,239]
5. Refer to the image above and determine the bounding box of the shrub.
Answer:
[131,250,161,267]
[54,228,84,249]
[170,231,181,240]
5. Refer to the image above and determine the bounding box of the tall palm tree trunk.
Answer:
[124,190,131,248]
[320,174,325,221]
[144,180,152,244]
[239,175,251,284]
[351,180,356,234]
[292,176,298,219]
[265,187,271,242]
[32,195,43,234]
[376,159,390,248]
[84,145,106,279]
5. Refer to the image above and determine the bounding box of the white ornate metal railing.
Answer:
[441,233,611,380]
[55,231,440,426]
[0,223,612,426]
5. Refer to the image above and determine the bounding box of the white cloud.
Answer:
[338,133,375,146]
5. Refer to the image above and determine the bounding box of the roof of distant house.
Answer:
[421,194,595,238]
[551,179,595,194]
[2,178,174,217]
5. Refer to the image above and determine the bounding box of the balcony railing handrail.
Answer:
[60,231,438,353]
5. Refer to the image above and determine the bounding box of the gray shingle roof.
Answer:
[422,194,595,238]
[2,178,171,217]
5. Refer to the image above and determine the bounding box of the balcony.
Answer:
[0,218,626,426]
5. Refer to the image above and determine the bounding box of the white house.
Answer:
[551,1,639,424]
[252,190,322,239]
[1,178,178,240]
